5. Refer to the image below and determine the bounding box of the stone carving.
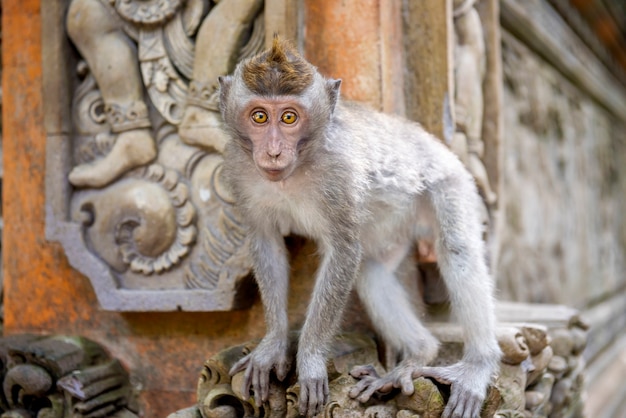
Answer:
[169,302,589,418]
[496,302,589,417]
[168,332,502,418]
[452,0,497,207]
[0,334,139,417]
[46,0,267,310]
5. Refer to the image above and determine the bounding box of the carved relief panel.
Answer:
[44,0,281,311]
[451,0,500,209]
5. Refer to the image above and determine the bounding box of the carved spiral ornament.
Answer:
[118,163,198,275]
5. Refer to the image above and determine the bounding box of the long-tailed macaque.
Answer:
[219,37,501,418]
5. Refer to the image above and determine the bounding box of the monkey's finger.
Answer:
[229,355,250,376]
[259,369,270,402]
[348,377,373,399]
[299,384,309,416]
[276,360,289,381]
[466,395,482,418]
[240,364,254,401]
[456,396,470,418]
[308,384,320,417]
[316,379,327,411]
[441,388,460,418]
[349,364,379,379]
[419,366,453,385]
[399,374,415,396]
[311,381,325,416]
[253,368,266,406]
[357,381,386,403]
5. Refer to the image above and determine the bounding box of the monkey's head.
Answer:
[219,36,341,182]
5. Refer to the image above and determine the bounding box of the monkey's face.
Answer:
[237,97,310,182]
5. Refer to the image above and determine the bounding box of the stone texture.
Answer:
[0,334,139,417]
[497,27,626,307]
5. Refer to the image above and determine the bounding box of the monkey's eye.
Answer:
[281,111,298,125]
[251,111,268,124]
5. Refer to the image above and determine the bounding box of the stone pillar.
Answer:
[304,0,405,114]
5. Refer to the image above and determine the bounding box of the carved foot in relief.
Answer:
[179,105,230,154]
[69,128,157,188]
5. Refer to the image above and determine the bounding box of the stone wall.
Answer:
[497,30,626,307]
[497,1,626,416]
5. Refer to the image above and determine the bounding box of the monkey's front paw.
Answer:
[420,363,491,418]
[229,339,291,406]
[348,362,417,403]
[297,355,329,416]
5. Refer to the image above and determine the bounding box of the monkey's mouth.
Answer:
[259,167,288,181]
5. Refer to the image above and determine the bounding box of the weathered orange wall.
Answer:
[2,2,268,415]
[2,1,392,416]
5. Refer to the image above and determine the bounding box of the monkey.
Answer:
[218,37,501,418]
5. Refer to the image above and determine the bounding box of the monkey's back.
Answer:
[331,102,475,256]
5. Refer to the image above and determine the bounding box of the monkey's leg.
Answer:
[349,257,439,402]
[418,176,501,418]
[296,237,362,417]
[66,0,156,188]
[228,228,291,406]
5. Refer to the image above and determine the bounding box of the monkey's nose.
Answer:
[267,150,282,159]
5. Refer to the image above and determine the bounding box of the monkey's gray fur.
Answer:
[218,38,501,418]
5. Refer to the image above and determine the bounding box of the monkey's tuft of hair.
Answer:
[241,36,315,96]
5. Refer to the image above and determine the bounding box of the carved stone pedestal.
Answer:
[168,302,588,418]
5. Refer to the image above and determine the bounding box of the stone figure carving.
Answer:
[54,0,266,310]
[452,0,497,206]
[0,334,139,417]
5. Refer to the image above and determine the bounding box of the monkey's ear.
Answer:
[218,76,233,113]
[218,75,233,93]
[326,78,342,114]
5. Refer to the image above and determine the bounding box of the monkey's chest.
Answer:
[253,183,329,240]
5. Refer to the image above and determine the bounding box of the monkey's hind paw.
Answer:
[420,364,489,418]
[348,363,416,403]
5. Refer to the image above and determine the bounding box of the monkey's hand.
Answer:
[348,362,418,402]
[297,353,329,417]
[419,362,493,418]
[229,337,291,406]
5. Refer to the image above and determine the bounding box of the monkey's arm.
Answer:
[423,174,501,418]
[229,225,291,405]
[297,231,362,417]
